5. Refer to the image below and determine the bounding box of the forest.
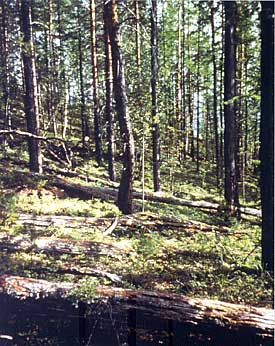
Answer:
[0,0,274,345]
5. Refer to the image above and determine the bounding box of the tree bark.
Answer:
[20,0,42,173]
[78,8,90,147]
[0,275,273,341]
[90,0,102,165]
[104,18,116,181]
[260,1,274,271]
[224,1,238,214]
[0,0,11,144]
[151,0,161,192]
[48,0,57,136]
[176,0,182,157]
[104,0,135,214]
[210,1,220,187]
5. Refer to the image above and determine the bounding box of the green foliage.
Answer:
[67,277,100,302]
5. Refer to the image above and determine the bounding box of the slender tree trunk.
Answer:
[20,0,42,173]
[196,11,200,173]
[205,96,210,161]
[260,1,274,271]
[103,8,116,182]
[0,0,10,134]
[187,17,194,161]
[48,0,57,136]
[219,3,224,184]
[104,0,135,214]
[77,9,89,147]
[151,0,161,192]
[90,0,102,165]
[181,0,186,160]
[210,1,220,187]
[224,1,238,214]
[176,0,182,159]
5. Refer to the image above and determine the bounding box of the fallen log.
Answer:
[15,212,231,235]
[0,275,273,340]
[0,167,261,217]
[28,265,123,284]
[0,234,125,257]
[51,177,261,217]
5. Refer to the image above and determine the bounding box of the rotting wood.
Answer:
[0,275,273,340]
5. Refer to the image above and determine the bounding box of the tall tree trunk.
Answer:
[0,0,11,142]
[176,0,182,159]
[104,0,135,214]
[181,0,186,160]
[20,0,42,173]
[90,0,102,165]
[224,1,238,214]
[196,9,200,173]
[219,3,224,184]
[205,96,210,161]
[260,1,274,271]
[103,7,116,182]
[77,9,89,148]
[48,0,57,136]
[151,0,161,192]
[187,16,194,161]
[210,1,220,187]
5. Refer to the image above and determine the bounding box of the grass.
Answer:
[0,151,272,307]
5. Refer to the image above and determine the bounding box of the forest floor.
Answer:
[0,148,273,309]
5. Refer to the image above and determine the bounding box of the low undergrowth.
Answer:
[0,155,272,307]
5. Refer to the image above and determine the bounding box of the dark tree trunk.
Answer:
[20,0,42,173]
[219,3,224,179]
[151,0,161,192]
[260,1,274,271]
[90,0,102,165]
[0,0,11,142]
[104,0,135,214]
[103,5,116,182]
[210,1,220,187]
[224,1,238,214]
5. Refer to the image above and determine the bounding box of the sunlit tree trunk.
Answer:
[210,1,220,187]
[48,0,57,135]
[176,0,182,159]
[196,8,201,173]
[103,7,116,182]
[90,0,102,164]
[224,1,238,214]
[151,0,161,192]
[77,8,90,147]
[104,0,135,214]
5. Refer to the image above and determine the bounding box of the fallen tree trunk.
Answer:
[15,212,231,235]
[0,167,261,217]
[0,275,273,340]
[0,234,125,257]
[29,265,123,283]
[51,178,261,217]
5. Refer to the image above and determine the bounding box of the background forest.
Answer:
[0,0,274,344]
